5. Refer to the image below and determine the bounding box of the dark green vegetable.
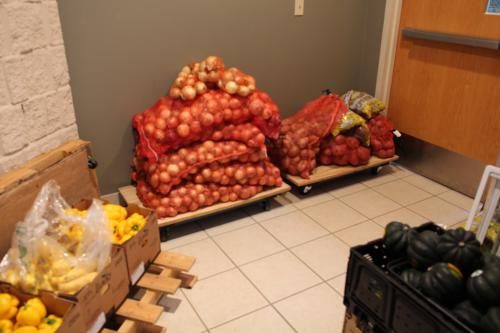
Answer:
[421,262,464,305]
[467,259,500,308]
[451,300,483,330]
[437,228,481,275]
[383,221,414,256]
[400,268,423,290]
[407,230,440,270]
[480,307,500,333]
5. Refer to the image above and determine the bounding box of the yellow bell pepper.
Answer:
[16,305,42,327]
[0,294,19,320]
[38,315,62,332]
[104,205,127,221]
[0,319,13,332]
[12,327,37,333]
[24,299,46,319]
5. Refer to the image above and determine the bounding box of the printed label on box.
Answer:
[130,261,145,285]
[87,312,105,333]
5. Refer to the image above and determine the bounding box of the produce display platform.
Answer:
[285,155,399,194]
[102,251,197,333]
[119,183,291,228]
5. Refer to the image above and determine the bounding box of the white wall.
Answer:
[0,0,79,173]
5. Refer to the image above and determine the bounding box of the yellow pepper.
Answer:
[38,315,62,332]
[12,327,37,333]
[0,319,13,333]
[0,294,19,320]
[16,305,42,327]
[104,205,127,221]
[24,299,46,319]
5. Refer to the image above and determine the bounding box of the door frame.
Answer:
[375,0,403,106]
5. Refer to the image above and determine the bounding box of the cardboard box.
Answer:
[116,204,161,284]
[0,283,86,332]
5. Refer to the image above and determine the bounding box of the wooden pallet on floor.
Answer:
[285,155,399,194]
[103,251,197,333]
[119,183,291,227]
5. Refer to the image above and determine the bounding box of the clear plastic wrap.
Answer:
[0,181,111,295]
[342,90,385,119]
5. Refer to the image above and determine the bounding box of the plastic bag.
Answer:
[272,94,348,178]
[0,181,111,295]
[331,111,366,137]
[368,114,395,158]
[342,90,385,119]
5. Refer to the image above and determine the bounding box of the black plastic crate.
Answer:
[343,222,476,333]
[388,259,475,333]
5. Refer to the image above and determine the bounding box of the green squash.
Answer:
[437,228,482,275]
[407,230,440,270]
[480,307,500,333]
[383,221,414,256]
[467,259,500,308]
[421,262,464,305]
[400,268,423,290]
[451,299,483,330]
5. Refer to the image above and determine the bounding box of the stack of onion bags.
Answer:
[132,56,283,218]
[273,91,396,179]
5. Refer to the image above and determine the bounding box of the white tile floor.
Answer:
[157,164,474,332]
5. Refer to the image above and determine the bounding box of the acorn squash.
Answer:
[467,258,500,308]
[451,299,483,330]
[383,221,414,256]
[437,228,481,275]
[407,230,440,270]
[421,262,464,305]
[400,268,422,290]
[480,307,500,333]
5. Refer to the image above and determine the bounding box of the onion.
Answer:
[229,193,238,201]
[144,123,155,136]
[150,174,159,187]
[156,206,167,217]
[221,194,229,202]
[167,164,180,176]
[223,108,233,121]
[169,87,181,99]
[245,166,256,177]
[198,71,208,82]
[262,107,272,120]
[232,109,242,121]
[182,196,192,207]
[167,117,179,129]
[166,207,177,217]
[155,118,167,130]
[249,99,264,115]
[237,86,251,97]
[177,124,190,137]
[201,168,212,179]
[222,71,234,81]
[225,166,235,177]
[201,113,214,127]
[170,197,181,208]
[175,77,186,87]
[159,171,170,183]
[197,194,206,205]
[181,86,196,100]
[224,81,238,94]
[229,98,241,109]
[179,111,192,123]
[235,169,245,180]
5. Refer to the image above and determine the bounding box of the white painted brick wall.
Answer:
[0,0,79,174]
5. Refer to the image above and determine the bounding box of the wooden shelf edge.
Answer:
[284,155,399,187]
[119,183,291,227]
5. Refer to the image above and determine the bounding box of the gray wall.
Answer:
[58,0,386,194]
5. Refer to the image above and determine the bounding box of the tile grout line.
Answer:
[178,288,211,332]
[202,230,299,332]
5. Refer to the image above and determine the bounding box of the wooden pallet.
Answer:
[103,251,197,333]
[119,183,291,227]
[285,155,399,194]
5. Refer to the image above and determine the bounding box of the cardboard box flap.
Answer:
[0,140,100,256]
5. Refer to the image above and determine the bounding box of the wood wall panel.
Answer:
[389,0,500,164]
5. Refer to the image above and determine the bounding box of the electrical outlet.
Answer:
[295,0,304,16]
